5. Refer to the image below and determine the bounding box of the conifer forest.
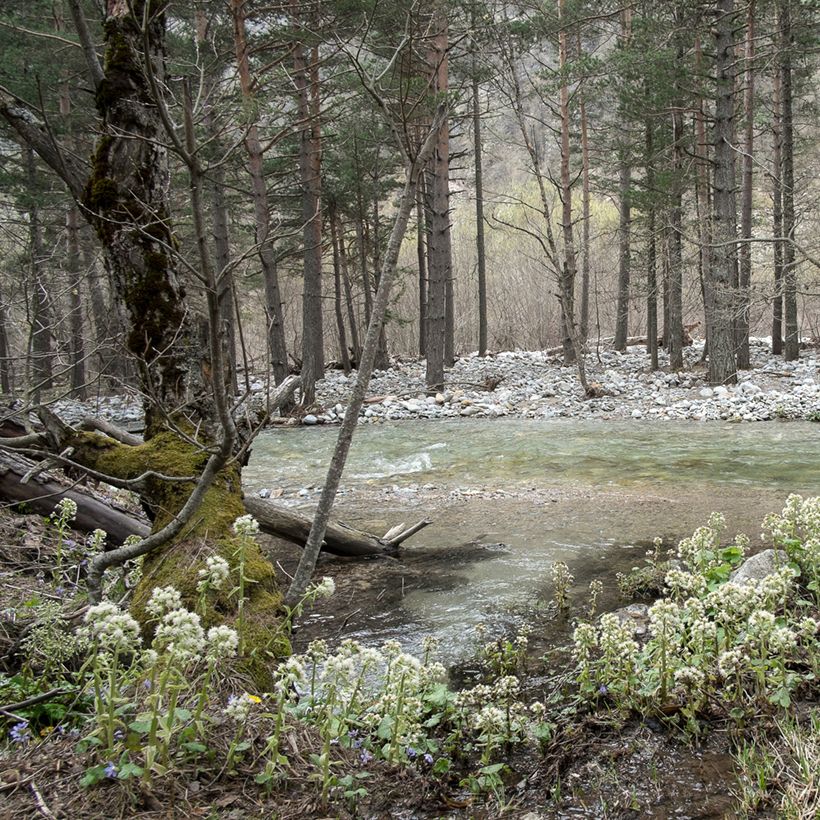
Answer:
[0,0,818,817]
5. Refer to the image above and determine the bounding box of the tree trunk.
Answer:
[66,206,86,398]
[614,162,632,351]
[668,29,685,371]
[210,161,237,394]
[472,59,488,357]
[26,147,53,399]
[426,10,452,390]
[645,114,658,371]
[336,218,361,362]
[295,35,325,401]
[0,295,12,394]
[736,0,755,370]
[231,0,288,387]
[329,203,351,373]
[416,174,428,357]
[558,0,578,366]
[694,35,712,364]
[771,60,784,355]
[371,181,391,371]
[708,0,739,385]
[286,108,446,604]
[613,10,632,353]
[779,0,798,361]
[578,32,591,344]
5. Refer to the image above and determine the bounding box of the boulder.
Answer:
[730,549,790,584]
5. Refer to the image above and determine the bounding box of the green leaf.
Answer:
[80,766,106,788]
[479,763,506,775]
[769,688,791,708]
[432,757,451,776]
[181,741,208,753]
[117,762,144,780]
[129,720,152,734]
[376,714,394,740]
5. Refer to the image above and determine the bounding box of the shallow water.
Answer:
[246,419,820,660]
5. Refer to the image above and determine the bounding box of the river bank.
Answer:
[43,339,818,431]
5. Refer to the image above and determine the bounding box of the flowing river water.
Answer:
[245,419,820,663]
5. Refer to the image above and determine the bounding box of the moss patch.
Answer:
[72,428,288,688]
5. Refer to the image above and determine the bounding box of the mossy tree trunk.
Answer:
[2,1,287,682]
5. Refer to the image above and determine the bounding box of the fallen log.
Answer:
[244,496,430,557]
[0,451,429,558]
[0,450,150,545]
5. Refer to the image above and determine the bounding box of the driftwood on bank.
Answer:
[0,450,428,558]
[243,496,430,557]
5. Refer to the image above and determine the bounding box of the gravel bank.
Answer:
[50,338,817,429]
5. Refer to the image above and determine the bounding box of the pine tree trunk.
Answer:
[67,206,86,398]
[614,162,631,351]
[708,0,739,385]
[472,64,488,357]
[210,162,237,394]
[578,33,591,344]
[295,36,325,401]
[736,0,755,370]
[694,36,712,363]
[231,0,288,386]
[335,217,360,362]
[558,0,578,366]
[329,203,351,373]
[779,0,798,361]
[668,28,685,370]
[26,147,52,399]
[0,295,12,394]
[416,175,428,357]
[645,114,658,371]
[771,62,784,355]
[426,9,452,388]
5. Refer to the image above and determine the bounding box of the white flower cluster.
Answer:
[232,514,260,538]
[153,608,205,663]
[224,692,260,721]
[86,529,108,553]
[83,602,142,652]
[206,625,239,660]
[197,556,231,593]
[576,499,820,711]
[676,513,726,573]
[145,585,183,618]
[764,494,820,545]
[54,497,78,522]
[312,576,335,598]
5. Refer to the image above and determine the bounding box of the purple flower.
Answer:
[104,762,118,779]
[114,730,125,741]
[10,721,30,744]
[406,746,417,760]
[598,684,609,696]
[423,753,434,765]
[54,587,66,597]
[359,750,373,764]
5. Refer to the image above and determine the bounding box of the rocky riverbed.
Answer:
[49,338,818,429]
